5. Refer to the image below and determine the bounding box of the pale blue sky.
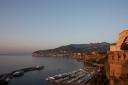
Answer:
[0,0,128,54]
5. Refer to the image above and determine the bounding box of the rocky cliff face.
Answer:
[32,42,110,57]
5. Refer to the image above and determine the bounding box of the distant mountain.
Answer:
[0,52,32,56]
[32,42,110,57]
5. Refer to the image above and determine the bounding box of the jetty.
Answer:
[0,65,44,85]
[46,66,100,85]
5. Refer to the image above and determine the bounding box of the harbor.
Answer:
[0,65,44,85]
[46,66,100,85]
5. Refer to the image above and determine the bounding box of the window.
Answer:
[123,54,126,60]
[112,56,114,60]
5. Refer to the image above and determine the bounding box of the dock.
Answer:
[0,65,44,85]
[46,66,100,85]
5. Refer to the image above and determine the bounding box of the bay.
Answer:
[0,55,84,85]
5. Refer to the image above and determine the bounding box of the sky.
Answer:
[0,0,128,54]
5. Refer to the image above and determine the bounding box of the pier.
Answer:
[46,66,100,85]
[0,65,44,85]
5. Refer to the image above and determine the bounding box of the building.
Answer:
[108,29,128,85]
[110,30,128,51]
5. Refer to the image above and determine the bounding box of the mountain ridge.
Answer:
[32,42,110,57]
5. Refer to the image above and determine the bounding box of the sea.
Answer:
[0,55,84,85]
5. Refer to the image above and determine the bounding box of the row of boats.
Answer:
[0,65,100,85]
[46,67,100,85]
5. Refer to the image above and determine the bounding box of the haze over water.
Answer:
[0,55,83,85]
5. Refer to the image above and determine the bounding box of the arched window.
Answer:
[124,37,128,44]
[121,37,128,50]
[121,43,128,50]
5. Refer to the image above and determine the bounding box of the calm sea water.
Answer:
[0,55,84,85]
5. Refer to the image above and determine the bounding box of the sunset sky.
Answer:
[0,0,128,54]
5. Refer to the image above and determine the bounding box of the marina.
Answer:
[46,66,100,85]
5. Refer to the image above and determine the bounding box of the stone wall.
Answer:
[108,51,128,78]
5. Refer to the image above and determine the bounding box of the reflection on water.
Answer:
[0,55,83,85]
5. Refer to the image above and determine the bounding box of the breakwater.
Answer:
[0,65,44,85]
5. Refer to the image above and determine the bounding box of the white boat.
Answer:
[12,70,24,77]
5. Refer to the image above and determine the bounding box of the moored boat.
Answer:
[12,70,24,77]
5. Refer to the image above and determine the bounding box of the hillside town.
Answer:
[33,30,128,85]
